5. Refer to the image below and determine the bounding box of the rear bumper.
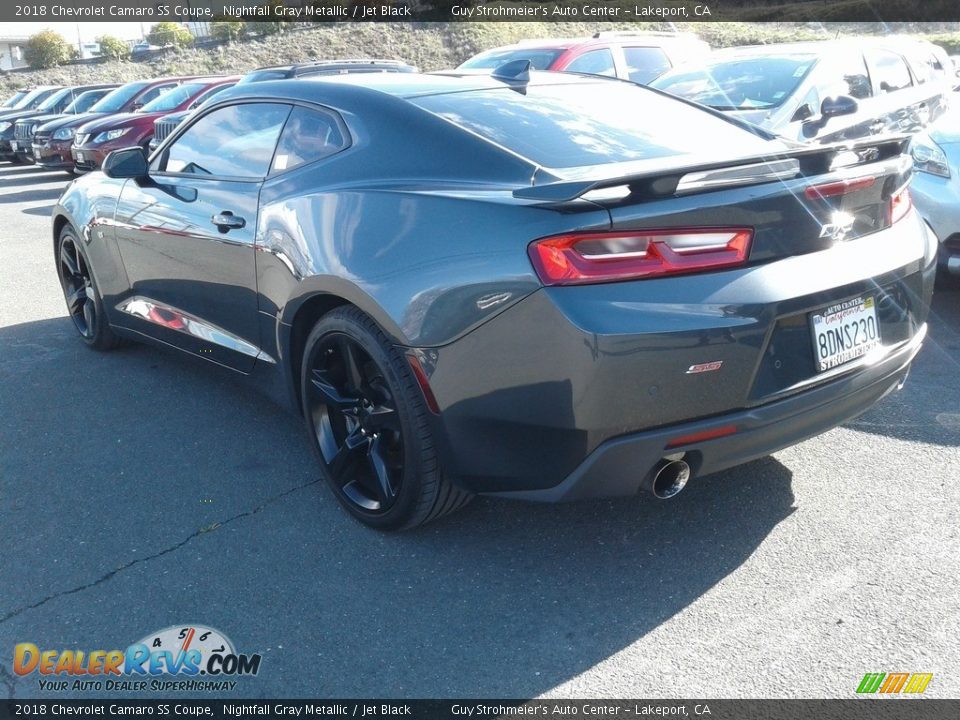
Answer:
[424,212,937,497]
[498,325,924,502]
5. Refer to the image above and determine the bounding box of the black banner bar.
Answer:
[3,700,960,720]
[4,0,960,23]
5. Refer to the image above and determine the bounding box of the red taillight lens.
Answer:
[804,176,876,200]
[528,228,753,286]
[889,186,912,225]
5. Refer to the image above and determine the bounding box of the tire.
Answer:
[300,306,472,530]
[56,225,123,352]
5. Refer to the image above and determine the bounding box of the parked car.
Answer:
[909,107,960,278]
[149,60,417,153]
[53,71,935,529]
[71,76,239,173]
[33,77,197,175]
[0,86,96,162]
[650,39,951,144]
[0,86,62,122]
[11,85,118,164]
[458,31,710,84]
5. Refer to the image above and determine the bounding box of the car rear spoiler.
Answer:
[513,135,910,203]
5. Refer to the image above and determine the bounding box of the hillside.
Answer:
[2,21,959,94]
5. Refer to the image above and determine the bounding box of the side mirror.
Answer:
[102,147,148,179]
[820,95,858,119]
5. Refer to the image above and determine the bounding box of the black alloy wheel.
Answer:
[308,332,405,513]
[301,307,471,530]
[57,225,121,351]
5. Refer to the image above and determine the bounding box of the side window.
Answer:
[137,83,177,106]
[159,103,290,179]
[271,106,348,174]
[565,49,616,77]
[865,50,913,93]
[831,54,873,99]
[622,47,672,85]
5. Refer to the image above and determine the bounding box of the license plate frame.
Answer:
[75,151,84,163]
[809,295,882,373]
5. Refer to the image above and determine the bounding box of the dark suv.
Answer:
[458,31,710,85]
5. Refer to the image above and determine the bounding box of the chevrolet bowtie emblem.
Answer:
[819,212,856,242]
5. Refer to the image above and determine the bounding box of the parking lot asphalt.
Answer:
[0,161,958,700]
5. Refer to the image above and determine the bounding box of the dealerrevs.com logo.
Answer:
[13,625,262,692]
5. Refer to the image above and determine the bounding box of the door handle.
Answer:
[212,211,245,232]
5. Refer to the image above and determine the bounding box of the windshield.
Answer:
[140,83,207,112]
[15,87,58,110]
[90,81,150,113]
[651,55,819,111]
[2,91,27,108]
[36,87,74,112]
[413,82,773,169]
[65,89,110,114]
[459,47,565,71]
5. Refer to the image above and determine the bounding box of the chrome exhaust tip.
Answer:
[649,458,692,500]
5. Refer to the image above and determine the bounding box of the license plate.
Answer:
[9,140,17,151]
[810,296,881,372]
[75,151,84,162]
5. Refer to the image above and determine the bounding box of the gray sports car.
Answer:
[52,70,937,529]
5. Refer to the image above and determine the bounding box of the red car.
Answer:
[458,31,710,85]
[33,77,198,174]
[71,76,239,173]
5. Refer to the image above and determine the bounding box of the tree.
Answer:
[147,22,194,49]
[97,35,131,61]
[23,31,73,70]
[210,21,247,42]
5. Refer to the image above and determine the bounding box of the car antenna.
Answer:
[491,59,533,84]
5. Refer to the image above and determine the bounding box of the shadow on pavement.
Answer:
[845,285,960,447]
[0,316,797,698]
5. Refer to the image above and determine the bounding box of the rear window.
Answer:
[412,83,771,169]
[459,48,565,71]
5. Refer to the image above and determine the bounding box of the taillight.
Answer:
[804,176,876,200]
[889,186,912,225]
[528,228,753,286]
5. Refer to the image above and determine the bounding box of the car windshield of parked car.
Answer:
[36,88,73,112]
[3,91,27,108]
[459,47,566,71]
[16,87,57,110]
[89,81,151,113]
[64,89,107,114]
[140,83,208,113]
[651,55,819,110]
[413,82,775,169]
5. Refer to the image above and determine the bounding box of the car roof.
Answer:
[291,69,612,98]
[491,32,705,52]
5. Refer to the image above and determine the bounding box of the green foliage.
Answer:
[147,22,194,49]
[23,31,74,70]
[97,35,131,61]
[211,21,248,43]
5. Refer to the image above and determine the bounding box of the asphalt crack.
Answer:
[0,477,323,628]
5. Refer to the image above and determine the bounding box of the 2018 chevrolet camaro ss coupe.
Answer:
[52,71,937,530]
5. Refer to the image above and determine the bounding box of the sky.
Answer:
[3,22,155,44]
